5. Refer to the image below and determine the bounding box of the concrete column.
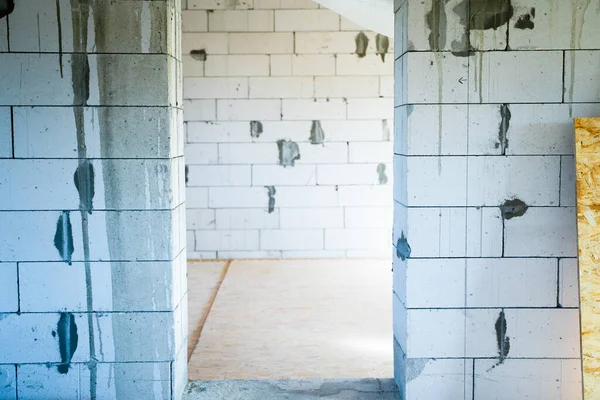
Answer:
[393,0,599,398]
[0,0,186,399]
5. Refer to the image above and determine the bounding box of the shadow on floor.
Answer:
[183,378,401,400]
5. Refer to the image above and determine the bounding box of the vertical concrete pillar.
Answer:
[393,0,599,398]
[0,0,186,398]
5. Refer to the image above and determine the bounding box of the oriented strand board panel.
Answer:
[576,118,600,399]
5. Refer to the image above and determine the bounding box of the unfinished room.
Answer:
[1,0,600,399]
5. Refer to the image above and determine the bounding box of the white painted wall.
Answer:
[182,0,394,259]
[393,0,600,398]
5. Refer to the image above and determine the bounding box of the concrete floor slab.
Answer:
[183,379,401,400]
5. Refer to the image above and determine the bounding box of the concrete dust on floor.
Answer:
[183,379,401,400]
[187,259,393,380]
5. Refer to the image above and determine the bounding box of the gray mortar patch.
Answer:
[309,120,325,145]
[377,163,388,185]
[250,121,263,138]
[375,34,390,62]
[57,312,78,374]
[277,140,300,167]
[355,32,369,58]
[54,211,74,265]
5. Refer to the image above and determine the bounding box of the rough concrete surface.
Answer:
[183,379,401,400]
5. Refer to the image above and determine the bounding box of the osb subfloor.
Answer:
[187,259,393,381]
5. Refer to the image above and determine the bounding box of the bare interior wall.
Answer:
[182,0,394,259]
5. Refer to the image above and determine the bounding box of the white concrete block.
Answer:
[295,31,380,54]
[506,104,576,155]
[270,55,292,76]
[187,121,251,143]
[282,99,346,120]
[317,163,391,185]
[0,18,7,52]
[184,77,248,99]
[0,263,18,312]
[249,77,314,99]
[325,228,390,250]
[467,258,557,307]
[407,309,466,358]
[297,142,348,164]
[187,230,195,252]
[260,229,324,250]
[187,209,215,230]
[280,207,343,228]
[465,207,503,258]
[380,76,394,98]
[188,251,217,260]
[314,76,380,98]
[0,54,73,105]
[405,157,467,206]
[504,207,577,257]
[274,9,339,31]
[215,208,279,229]
[346,98,393,120]
[336,54,394,76]
[184,99,217,121]
[403,208,467,258]
[323,120,392,142]
[0,107,11,158]
[182,55,205,77]
[186,143,218,164]
[218,143,278,164]
[291,55,335,76]
[349,142,393,163]
[276,186,339,207]
[0,313,89,363]
[195,230,259,251]
[217,99,281,121]
[510,0,600,50]
[466,309,580,358]
[94,313,175,362]
[19,261,175,313]
[18,364,85,400]
[467,156,561,207]
[282,250,346,258]
[406,359,473,400]
[188,0,253,9]
[559,258,580,308]
[338,185,393,206]
[406,52,469,104]
[565,50,600,103]
[182,33,228,55]
[187,165,251,186]
[340,16,363,31]
[182,10,208,32]
[561,156,576,207]
[469,51,563,103]
[186,188,209,208]
[209,187,270,208]
[467,104,505,156]
[218,250,281,259]
[0,365,15,400]
[252,165,317,185]
[406,259,465,308]
[403,105,468,156]
[209,10,273,32]
[474,359,582,400]
[205,55,270,77]
[344,207,393,228]
[229,33,293,54]
[255,0,319,9]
